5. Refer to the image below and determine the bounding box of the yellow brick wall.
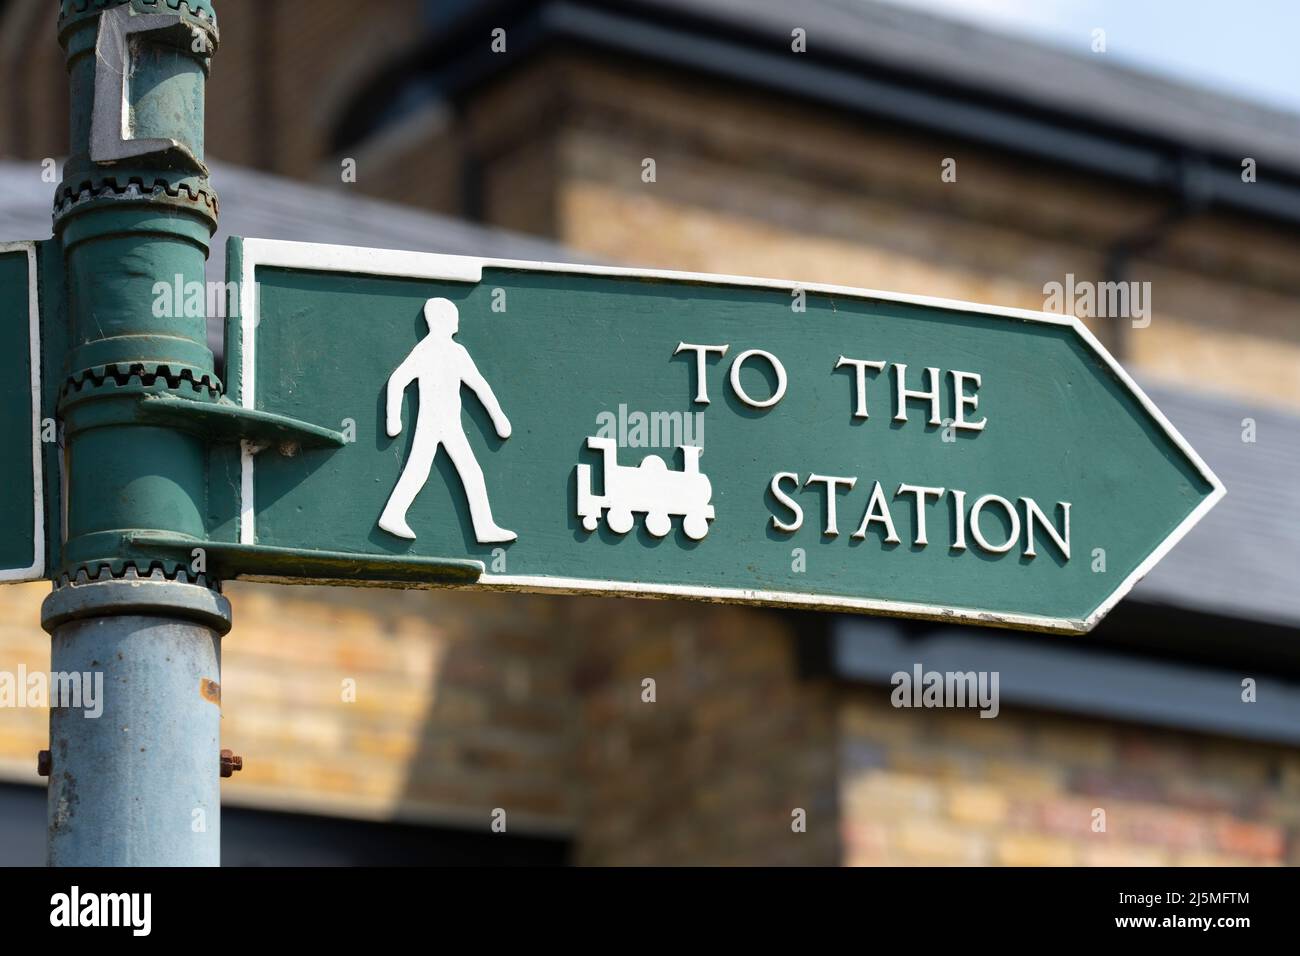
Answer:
[840,693,1298,866]
[0,2,68,164]
[2,578,837,863]
[0,583,48,783]
[519,55,1300,409]
[221,0,426,179]
[6,7,1294,407]
[386,52,1300,407]
[0,579,579,834]
[6,576,1300,867]
[219,582,576,832]
[567,600,838,866]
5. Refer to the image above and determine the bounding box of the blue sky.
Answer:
[878,0,1300,115]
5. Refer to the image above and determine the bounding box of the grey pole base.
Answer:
[42,578,232,867]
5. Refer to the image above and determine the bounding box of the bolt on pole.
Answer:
[43,0,230,866]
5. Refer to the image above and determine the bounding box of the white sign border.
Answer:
[236,238,1226,634]
[0,240,45,582]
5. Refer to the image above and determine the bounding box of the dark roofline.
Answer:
[333,0,1300,231]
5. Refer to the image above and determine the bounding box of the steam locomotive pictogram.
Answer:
[576,436,714,540]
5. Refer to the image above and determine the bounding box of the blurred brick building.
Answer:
[0,0,1297,865]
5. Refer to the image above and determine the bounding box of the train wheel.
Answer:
[608,508,634,534]
[645,512,671,537]
[684,513,709,540]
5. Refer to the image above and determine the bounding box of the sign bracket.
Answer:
[60,381,347,450]
[123,531,484,586]
[89,5,216,175]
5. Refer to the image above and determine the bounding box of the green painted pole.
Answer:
[42,0,232,866]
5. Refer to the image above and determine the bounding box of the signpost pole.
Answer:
[41,0,230,866]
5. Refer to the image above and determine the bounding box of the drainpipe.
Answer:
[1103,153,1212,360]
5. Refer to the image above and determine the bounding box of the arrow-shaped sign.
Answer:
[197,237,1223,633]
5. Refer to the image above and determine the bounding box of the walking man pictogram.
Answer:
[378,297,517,544]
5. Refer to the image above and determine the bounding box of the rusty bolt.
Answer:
[37,750,50,777]
[219,749,243,778]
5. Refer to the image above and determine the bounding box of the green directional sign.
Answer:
[202,237,1223,633]
[0,241,45,582]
